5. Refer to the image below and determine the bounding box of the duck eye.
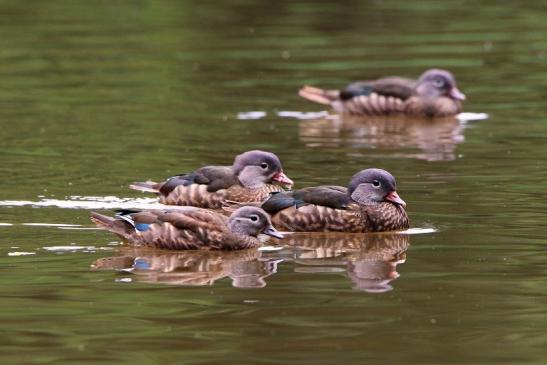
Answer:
[372,180,381,188]
[250,215,259,222]
[433,78,445,88]
[260,162,268,169]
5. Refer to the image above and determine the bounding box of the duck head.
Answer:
[233,150,294,189]
[415,69,466,101]
[348,168,406,207]
[228,206,284,239]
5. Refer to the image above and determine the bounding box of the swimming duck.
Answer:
[299,69,465,117]
[261,168,409,232]
[90,206,283,250]
[130,150,294,209]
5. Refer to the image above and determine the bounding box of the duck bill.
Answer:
[272,170,294,188]
[384,191,406,207]
[449,87,466,101]
[262,225,284,239]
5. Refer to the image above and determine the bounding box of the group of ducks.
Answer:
[92,68,466,251]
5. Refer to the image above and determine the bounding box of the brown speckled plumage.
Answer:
[160,183,283,208]
[262,169,409,233]
[299,69,465,117]
[271,202,408,233]
[90,206,283,251]
[130,150,293,208]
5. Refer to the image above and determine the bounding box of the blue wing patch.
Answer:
[134,223,151,232]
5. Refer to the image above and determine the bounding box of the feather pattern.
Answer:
[130,150,293,208]
[299,69,465,117]
[91,206,282,251]
[270,202,408,233]
[159,184,283,209]
[262,169,410,233]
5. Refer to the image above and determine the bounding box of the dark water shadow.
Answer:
[283,232,410,293]
[92,248,281,288]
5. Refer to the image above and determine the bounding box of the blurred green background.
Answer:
[1,1,547,364]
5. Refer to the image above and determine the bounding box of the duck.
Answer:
[261,168,409,232]
[299,68,465,117]
[90,206,284,250]
[130,150,294,209]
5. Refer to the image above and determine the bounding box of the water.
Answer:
[1,0,547,363]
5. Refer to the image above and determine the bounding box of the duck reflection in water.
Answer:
[298,115,465,161]
[91,248,281,288]
[285,232,409,293]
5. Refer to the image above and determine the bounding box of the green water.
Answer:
[1,1,547,364]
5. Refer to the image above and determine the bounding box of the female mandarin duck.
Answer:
[130,150,294,209]
[299,69,465,117]
[261,168,409,232]
[91,206,283,250]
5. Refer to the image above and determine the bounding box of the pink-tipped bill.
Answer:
[384,191,406,207]
[449,87,466,101]
[263,225,284,239]
[272,170,294,187]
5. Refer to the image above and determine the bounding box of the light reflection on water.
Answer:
[92,248,281,288]
[283,232,410,293]
[91,232,410,292]
[0,196,161,210]
[234,111,489,161]
[298,113,488,161]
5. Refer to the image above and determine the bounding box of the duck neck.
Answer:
[237,176,265,189]
[350,191,380,206]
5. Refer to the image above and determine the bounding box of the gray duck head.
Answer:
[347,168,406,207]
[415,69,466,101]
[228,206,283,239]
[232,150,294,189]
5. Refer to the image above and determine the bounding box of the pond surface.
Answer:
[1,1,547,364]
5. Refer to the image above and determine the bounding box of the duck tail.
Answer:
[298,86,340,105]
[90,212,132,238]
[129,180,159,193]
